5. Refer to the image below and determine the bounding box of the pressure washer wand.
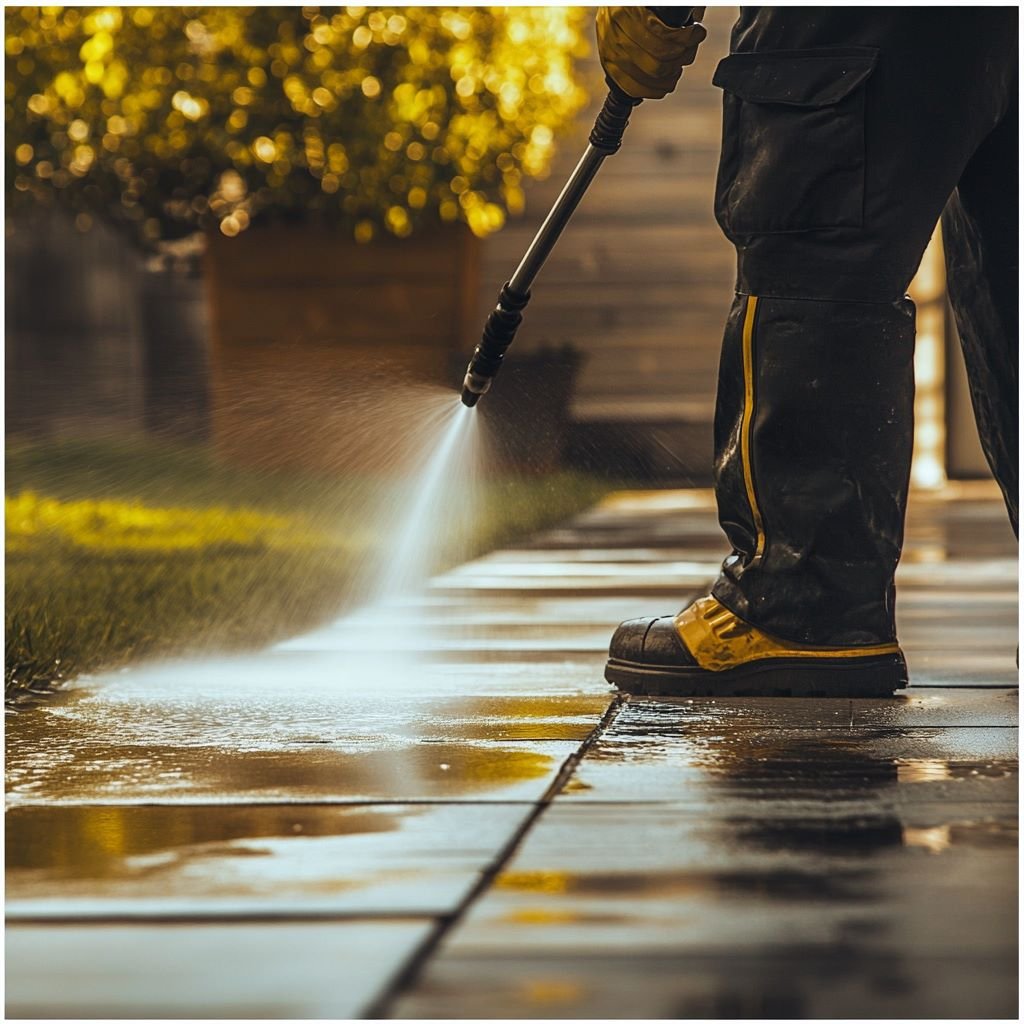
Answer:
[460,84,642,407]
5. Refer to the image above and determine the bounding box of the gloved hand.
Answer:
[596,6,707,100]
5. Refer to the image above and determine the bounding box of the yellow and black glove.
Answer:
[596,6,707,100]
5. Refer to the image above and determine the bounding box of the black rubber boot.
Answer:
[605,597,909,698]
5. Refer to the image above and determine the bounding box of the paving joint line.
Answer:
[363,692,628,1020]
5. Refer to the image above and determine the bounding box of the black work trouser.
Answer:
[707,7,1018,647]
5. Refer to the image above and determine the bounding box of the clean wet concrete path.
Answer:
[6,486,1017,1018]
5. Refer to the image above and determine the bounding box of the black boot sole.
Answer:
[604,652,909,698]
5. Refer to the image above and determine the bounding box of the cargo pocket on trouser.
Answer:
[713,47,879,238]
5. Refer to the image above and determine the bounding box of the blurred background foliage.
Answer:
[6,5,589,247]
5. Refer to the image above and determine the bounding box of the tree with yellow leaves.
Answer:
[6,6,589,248]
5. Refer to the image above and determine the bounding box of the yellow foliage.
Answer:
[5,492,332,555]
[7,7,591,245]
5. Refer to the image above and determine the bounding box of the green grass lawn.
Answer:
[6,438,614,700]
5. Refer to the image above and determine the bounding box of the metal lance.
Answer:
[460,84,641,407]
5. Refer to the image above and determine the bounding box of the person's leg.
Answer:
[607,7,1017,696]
[942,100,1019,533]
[710,293,914,648]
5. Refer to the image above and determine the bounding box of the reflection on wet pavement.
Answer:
[7,737,567,806]
[393,950,1019,1020]
[6,485,1018,1019]
[6,653,606,806]
[399,776,1017,1015]
[6,803,532,916]
[567,725,1017,806]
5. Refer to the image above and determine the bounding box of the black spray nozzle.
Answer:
[460,282,530,407]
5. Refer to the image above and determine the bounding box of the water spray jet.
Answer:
[460,82,642,408]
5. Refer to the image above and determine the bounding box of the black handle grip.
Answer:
[460,283,531,406]
[589,81,643,154]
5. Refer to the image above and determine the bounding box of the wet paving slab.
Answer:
[6,920,433,1019]
[299,593,705,627]
[391,950,1019,1019]
[403,791,1017,1016]
[560,724,1017,805]
[394,713,1017,1016]
[438,559,724,583]
[275,595,693,653]
[434,800,1016,956]
[609,687,1018,728]
[6,734,578,807]
[396,767,1017,1015]
[428,575,718,600]
[903,659,1018,688]
[470,546,732,564]
[10,657,611,744]
[6,802,529,918]
[390,490,1017,1018]
[6,653,610,808]
[6,484,1017,1018]
[279,626,622,654]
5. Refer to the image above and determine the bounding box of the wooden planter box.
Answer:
[204,223,479,473]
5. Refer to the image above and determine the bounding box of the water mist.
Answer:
[282,388,487,680]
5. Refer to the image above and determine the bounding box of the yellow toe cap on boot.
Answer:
[674,597,902,672]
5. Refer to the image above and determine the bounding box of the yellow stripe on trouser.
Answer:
[740,295,765,561]
[684,296,903,670]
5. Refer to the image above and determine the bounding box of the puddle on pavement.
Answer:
[5,660,609,747]
[6,739,560,805]
[6,802,532,913]
[428,695,611,741]
[6,804,402,878]
[5,668,609,804]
